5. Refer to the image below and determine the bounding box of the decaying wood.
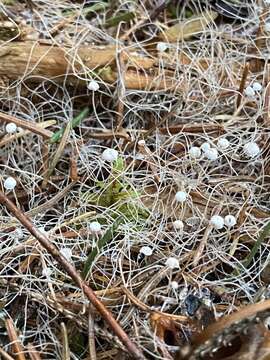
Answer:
[0,42,181,90]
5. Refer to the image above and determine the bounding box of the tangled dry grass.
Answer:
[0,0,270,359]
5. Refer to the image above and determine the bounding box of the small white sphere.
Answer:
[4,176,17,190]
[217,138,230,150]
[88,80,99,91]
[139,246,153,256]
[189,146,201,159]
[5,122,17,134]
[244,86,255,97]
[89,221,101,233]
[243,142,261,158]
[264,22,270,32]
[165,257,180,269]
[173,220,184,230]
[252,82,262,92]
[170,281,179,290]
[138,139,145,146]
[101,148,119,162]
[175,191,187,203]
[156,42,168,52]
[204,148,218,161]
[224,215,237,228]
[200,142,211,152]
[210,215,224,230]
[60,247,72,261]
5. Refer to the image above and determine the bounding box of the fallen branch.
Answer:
[0,190,146,360]
[0,42,180,91]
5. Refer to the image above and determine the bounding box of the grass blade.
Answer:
[49,107,89,144]
[82,217,123,279]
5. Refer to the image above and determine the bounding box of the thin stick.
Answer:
[0,347,15,360]
[0,112,53,139]
[0,191,146,360]
[61,323,70,360]
[26,344,42,360]
[236,63,249,108]
[5,319,26,360]
[88,306,97,360]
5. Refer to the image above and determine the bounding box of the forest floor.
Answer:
[0,1,270,359]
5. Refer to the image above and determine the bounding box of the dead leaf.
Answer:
[160,11,218,42]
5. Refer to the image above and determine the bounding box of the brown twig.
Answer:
[0,190,146,360]
[88,306,97,360]
[0,112,53,139]
[0,347,15,360]
[236,62,249,108]
[5,319,26,360]
[26,344,42,360]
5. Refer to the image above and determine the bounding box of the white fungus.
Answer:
[204,148,218,161]
[4,176,17,190]
[170,281,179,290]
[175,191,187,203]
[243,142,261,158]
[244,86,255,97]
[189,146,201,159]
[139,246,153,256]
[89,221,101,233]
[5,122,17,134]
[200,142,211,152]
[101,148,119,162]
[224,215,237,228]
[173,220,184,230]
[217,138,230,150]
[210,215,224,230]
[252,82,262,92]
[60,247,72,261]
[156,42,168,52]
[165,257,180,269]
[264,22,270,32]
[88,80,99,91]
[138,139,146,146]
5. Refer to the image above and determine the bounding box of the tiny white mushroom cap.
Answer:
[101,148,119,162]
[210,215,224,230]
[244,86,255,97]
[204,148,218,161]
[156,42,168,52]
[224,215,237,228]
[5,122,17,134]
[88,80,99,91]
[175,191,187,203]
[139,246,153,256]
[60,247,72,261]
[217,138,230,150]
[170,281,179,290]
[89,221,101,233]
[173,220,184,230]
[200,142,211,152]
[4,176,17,190]
[252,82,262,92]
[138,139,145,146]
[243,142,261,158]
[189,146,201,159]
[165,257,180,269]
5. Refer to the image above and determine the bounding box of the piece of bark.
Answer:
[0,42,180,90]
